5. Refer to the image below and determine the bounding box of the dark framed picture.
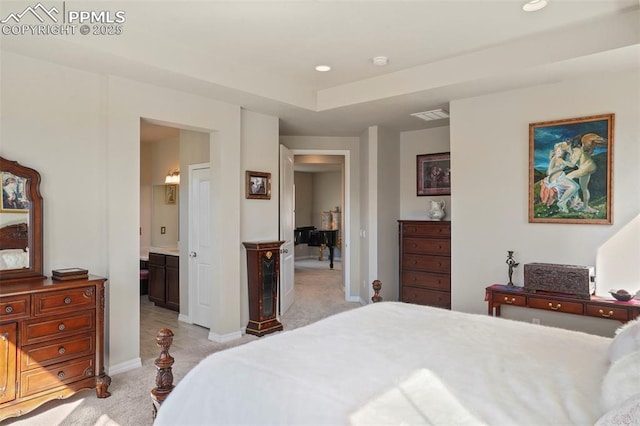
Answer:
[246,171,271,200]
[1,171,29,212]
[165,184,177,205]
[417,152,451,196]
[529,113,614,224]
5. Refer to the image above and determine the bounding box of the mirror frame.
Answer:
[0,156,44,282]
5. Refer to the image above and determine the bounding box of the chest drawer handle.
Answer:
[504,297,515,304]
[548,303,561,311]
[58,347,66,354]
[57,371,65,379]
[5,306,13,313]
[599,309,614,318]
[58,323,66,331]
[64,297,72,304]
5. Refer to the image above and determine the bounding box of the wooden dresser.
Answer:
[0,276,111,421]
[398,220,451,309]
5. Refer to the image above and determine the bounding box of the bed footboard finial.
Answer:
[151,328,175,420]
[372,280,383,303]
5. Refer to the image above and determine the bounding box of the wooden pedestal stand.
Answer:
[243,241,284,337]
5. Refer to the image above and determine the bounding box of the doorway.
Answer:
[290,150,351,309]
[139,120,211,356]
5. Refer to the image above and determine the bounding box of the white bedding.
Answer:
[155,302,611,425]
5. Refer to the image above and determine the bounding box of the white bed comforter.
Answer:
[155,302,611,425]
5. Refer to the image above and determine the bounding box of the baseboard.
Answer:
[178,313,191,323]
[108,357,142,375]
[347,295,366,305]
[208,330,243,343]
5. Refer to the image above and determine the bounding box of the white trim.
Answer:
[178,313,192,323]
[291,149,351,302]
[108,357,142,375]
[208,330,242,343]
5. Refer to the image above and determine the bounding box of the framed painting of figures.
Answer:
[417,152,451,196]
[528,113,614,224]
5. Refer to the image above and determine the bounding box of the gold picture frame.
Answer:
[529,113,614,224]
[165,184,177,205]
[246,171,271,200]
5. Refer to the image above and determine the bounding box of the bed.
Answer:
[0,223,30,270]
[154,301,640,425]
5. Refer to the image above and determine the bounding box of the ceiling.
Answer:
[2,1,638,136]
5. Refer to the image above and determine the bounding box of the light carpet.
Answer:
[4,259,359,426]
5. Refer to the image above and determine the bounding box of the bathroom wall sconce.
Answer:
[165,169,180,184]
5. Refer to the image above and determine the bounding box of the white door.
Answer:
[189,164,213,328]
[279,144,295,315]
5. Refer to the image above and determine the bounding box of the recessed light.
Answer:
[315,65,331,72]
[410,109,450,122]
[372,56,388,66]
[522,0,548,12]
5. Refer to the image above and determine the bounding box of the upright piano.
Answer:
[294,226,339,269]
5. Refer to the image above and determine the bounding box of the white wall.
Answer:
[377,127,400,301]
[400,126,451,220]
[240,109,280,327]
[2,51,281,372]
[450,69,640,336]
[312,171,341,229]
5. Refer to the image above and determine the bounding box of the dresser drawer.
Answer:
[402,254,450,273]
[401,287,450,309]
[402,271,450,291]
[529,297,583,315]
[402,222,450,238]
[403,238,450,256]
[492,292,527,307]
[21,311,95,346]
[33,287,96,317]
[20,356,95,398]
[0,295,30,321]
[21,334,95,370]
[585,305,630,322]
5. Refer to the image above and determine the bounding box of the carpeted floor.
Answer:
[4,259,359,426]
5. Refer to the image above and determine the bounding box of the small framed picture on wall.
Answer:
[417,152,451,196]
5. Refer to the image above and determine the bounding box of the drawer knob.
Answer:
[599,309,614,318]
[58,323,66,331]
[548,303,561,311]
[5,306,13,313]
[57,371,65,379]
[412,243,417,248]
[58,347,66,354]
[504,297,515,304]
[64,297,72,304]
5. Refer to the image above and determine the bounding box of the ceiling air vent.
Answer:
[410,109,449,121]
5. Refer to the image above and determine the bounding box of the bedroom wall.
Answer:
[377,126,400,301]
[399,126,451,220]
[2,51,281,372]
[240,109,280,328]
[312,171,341,228]
[450,69,640,337]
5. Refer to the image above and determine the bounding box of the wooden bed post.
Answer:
[372,280,383,303]
[151,328,175,420]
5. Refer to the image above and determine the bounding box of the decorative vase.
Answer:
[428,199,446,221]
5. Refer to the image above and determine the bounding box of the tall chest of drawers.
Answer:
[0,276,111,421]
[399,220,451,309]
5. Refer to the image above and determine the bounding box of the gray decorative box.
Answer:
[523,263,595,300]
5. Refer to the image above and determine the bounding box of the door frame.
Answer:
[290,149,352,301]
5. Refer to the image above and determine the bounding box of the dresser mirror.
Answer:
[0,156,43,281]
